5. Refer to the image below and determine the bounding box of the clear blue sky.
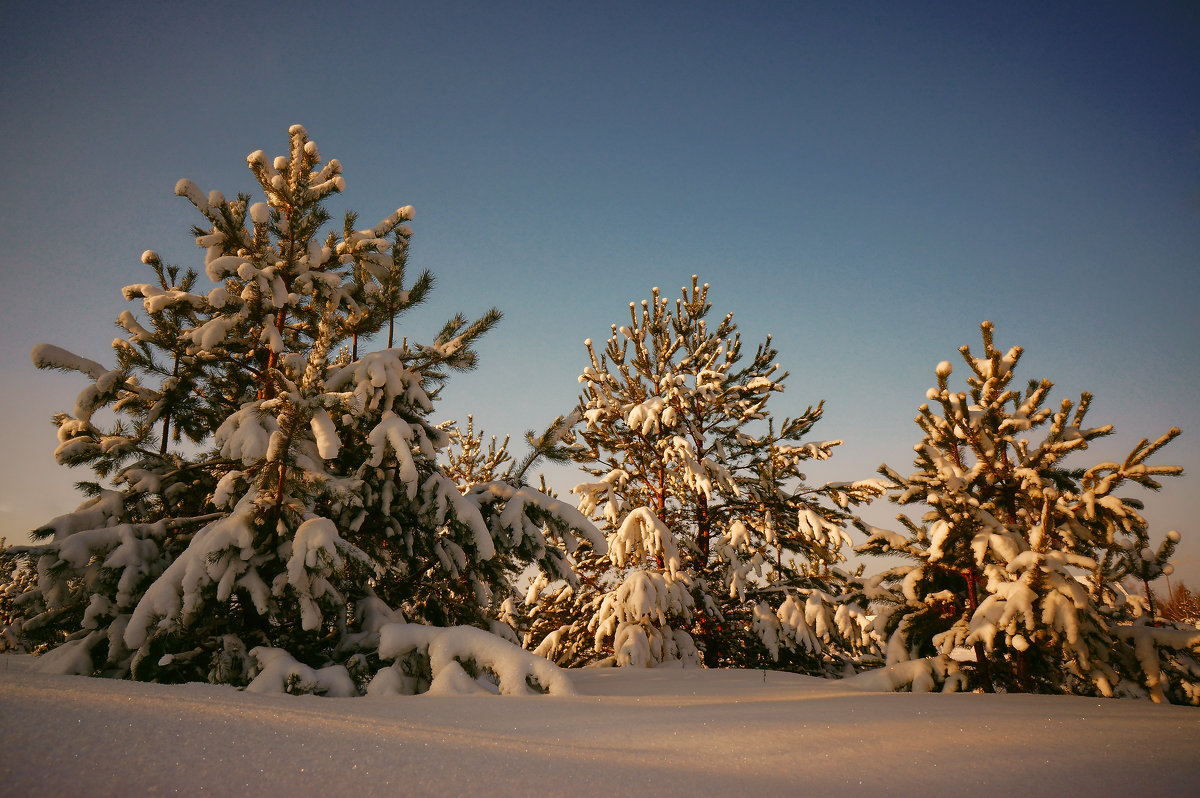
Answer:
[2,1,1197,586]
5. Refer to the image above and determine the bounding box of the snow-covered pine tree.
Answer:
[526,278,883,672]
[855,321,1199,703]
[0,126,601,695]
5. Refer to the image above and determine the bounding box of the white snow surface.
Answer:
[2,656,1197,797]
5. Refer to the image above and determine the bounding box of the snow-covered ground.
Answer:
[2,656,1197,797]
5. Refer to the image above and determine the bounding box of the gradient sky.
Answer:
[2,1,1197,587]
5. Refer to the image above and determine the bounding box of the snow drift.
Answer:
[1,656,1196,797]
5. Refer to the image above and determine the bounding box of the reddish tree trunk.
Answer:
[965,564,993,692]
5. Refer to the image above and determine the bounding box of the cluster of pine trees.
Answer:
[2,128,1197,703]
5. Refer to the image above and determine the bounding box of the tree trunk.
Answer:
[159,353,180,455]
[965,565,993,692]
[259,309,287,400]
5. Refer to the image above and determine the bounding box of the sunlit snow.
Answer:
[1,656,1196,797]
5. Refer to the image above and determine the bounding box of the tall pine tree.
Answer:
[0,126,601,695]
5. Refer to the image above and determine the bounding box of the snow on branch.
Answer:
[30,344,108,380]
[610,507,681,576]
[467,482,608,555]
[123,498,258,650]
[373,623,576,696]
[1113,625,1200,704]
